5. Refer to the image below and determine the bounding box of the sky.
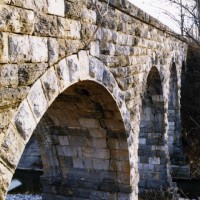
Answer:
[128,0,181,33]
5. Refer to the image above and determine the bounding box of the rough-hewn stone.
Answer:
[0,0,188,199]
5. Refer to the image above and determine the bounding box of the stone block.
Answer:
[48,38,58,65]
[0,161,13,199]
[81,7,97,24]
[29,36,48,62]
[88,128,107,138]
[108,139,128,150]
[90,41,100,58]
[82,147,110,159]
[10,0,47,12]
[73,157,84,169]
[18,63,48,86]
[149,157,160,165]
[89,138,107,149]
[92,159,109,170]
[0,32,8,63]
[0,5,35,34]
[115,161,130,173]
[58,136,69,146]
[47,0,65,17]
[9,34,30,63]
[14,99,37,141]
[56,58,70,92]
[89,56,104,81]
[66,55,80,83]
[78,50,89,80]
[34,13,58,37]
[58,18,81,39]
[0,64,18,87]
[27,80,48,122]
[0,109,15,129]
[0,86,29,107]
[111,150,129,161]
[78,118,100,128]
[41,67,59,104]
[1,124,25,168]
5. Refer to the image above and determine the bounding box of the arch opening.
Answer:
[9,80,131,199]
[138,67,168,190]
[168,63,182,158]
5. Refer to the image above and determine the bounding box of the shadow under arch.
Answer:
[35,80,131,199]
[2,54,133,200]
[138,66,169,190]
[168,63,182,158]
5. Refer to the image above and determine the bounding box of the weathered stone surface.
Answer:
[0,64,18,87]
[9,0,47,12]
[27,80,48,122]
[0,0,188,199]
[18,63,48,86]
[8,35,48,63]
[14,100,37,141]
[0,87,29,107]
[47,0,65,17]
[41,68,59,104]
[0,33,8,63]
[58,18,81,39]
[0,5,35,34]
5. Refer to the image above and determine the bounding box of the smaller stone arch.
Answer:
[168,63,182,157]
[138,66,169,190]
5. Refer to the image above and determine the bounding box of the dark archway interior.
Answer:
[168,64,182,159]
[138,67,168,190]
[14,81,131,200]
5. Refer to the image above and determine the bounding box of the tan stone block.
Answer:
[0,86,29,107]
[0,5,35,34]
[115,161,130,173]
[13,99,37,141]
[41,67,59,105]
[0,109,15,129]
[0,161,13,199]
[9,34,30,63]
[117,172,130,184]
[0,32,8,63]
[27,80,48,122]
[18,63,48,86]
[10,0,47,12]
[111,149,129,161]
[108,139,128,150]
[89,138,107,149]
[0,64,18,87]
[78,118,100,128]
[81,7,97,24]
[56,58,70,92]
[88,128,107,138]
[1,124,25,168]
[58,18,81,39]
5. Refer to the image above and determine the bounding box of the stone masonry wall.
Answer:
[0,0,187,199]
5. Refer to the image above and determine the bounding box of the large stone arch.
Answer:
[138,66,170,190]
[0,52,135,200]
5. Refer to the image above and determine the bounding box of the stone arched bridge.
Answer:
[0,0,187,199]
